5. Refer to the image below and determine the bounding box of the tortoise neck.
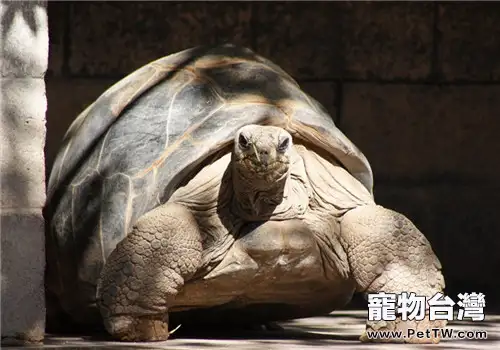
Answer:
[229,148,312,221]
[231,164,289,220]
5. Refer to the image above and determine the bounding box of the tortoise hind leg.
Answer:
[97,203,203,341]
[340,204,446,344]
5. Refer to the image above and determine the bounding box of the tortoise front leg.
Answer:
[97,203,202,341]
[340,204,446,344]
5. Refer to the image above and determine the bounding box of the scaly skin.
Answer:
[97,203,203,341]
[96,125,446,343]
[340,205,446,343]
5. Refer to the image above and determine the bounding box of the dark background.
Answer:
[45,2,500,310]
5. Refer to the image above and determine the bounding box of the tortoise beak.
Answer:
[259,152,270,167]
[252,145,270,167]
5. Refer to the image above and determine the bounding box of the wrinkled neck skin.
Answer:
[230,148,311,221]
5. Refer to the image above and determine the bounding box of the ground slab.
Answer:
[3,310,499,349]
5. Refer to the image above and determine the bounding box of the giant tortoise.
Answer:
[45,44,446,343]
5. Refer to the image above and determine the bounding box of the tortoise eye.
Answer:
[238,133,251,149]
[277,136,290,152]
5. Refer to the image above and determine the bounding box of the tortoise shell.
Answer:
[45,44,373,321]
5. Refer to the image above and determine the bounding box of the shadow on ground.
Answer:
[2,310,499,349]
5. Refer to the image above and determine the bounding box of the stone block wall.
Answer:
[46,2,500,309]
[1,0,48,344]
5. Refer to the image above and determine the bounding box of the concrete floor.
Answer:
[3,311,499,349]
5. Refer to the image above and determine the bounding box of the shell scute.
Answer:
[45,45,373,320]
[199,61,301,104]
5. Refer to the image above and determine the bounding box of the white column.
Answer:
[0,0,48,344]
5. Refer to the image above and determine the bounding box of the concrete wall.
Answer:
[1,0,47,344]
[46,1,500,310]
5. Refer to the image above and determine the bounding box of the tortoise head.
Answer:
[232,124,292,190]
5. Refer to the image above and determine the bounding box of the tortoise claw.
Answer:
[104,314,170,342]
